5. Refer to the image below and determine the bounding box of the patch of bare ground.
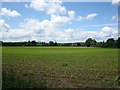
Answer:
[3,63,118,88]
[38,68,78,88]
[3,63,78,88]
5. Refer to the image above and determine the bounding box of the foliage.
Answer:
[1,37,120,48]
[85,38,93,47]
[106,38,116,48]
[85,38,97,47]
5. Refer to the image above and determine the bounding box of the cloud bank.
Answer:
[1,18,118,42]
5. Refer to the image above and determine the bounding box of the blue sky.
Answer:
[0,0,119,42]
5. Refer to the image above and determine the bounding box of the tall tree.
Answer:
[31,40,37,46]
[85,38,93,47]
[116,37,120,48]
[106,38,116,48]
[49,41,54,46]
[91,39,97,47]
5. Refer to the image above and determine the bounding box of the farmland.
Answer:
[2,46,119,88]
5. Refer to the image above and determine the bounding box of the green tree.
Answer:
[49,41,54,46]
[116,37,120,48]
[54,41,58,46]
[31,40,37,46]
[106,38,116,48]
[91,39,97,47]
[85,38,93,47]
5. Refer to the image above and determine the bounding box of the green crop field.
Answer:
[2,46,119,88]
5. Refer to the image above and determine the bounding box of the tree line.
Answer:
[0,37,120,48]
[85,37,120,48]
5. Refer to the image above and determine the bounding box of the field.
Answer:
[2,46,119,88]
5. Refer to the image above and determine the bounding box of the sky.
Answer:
[0,0,119,43]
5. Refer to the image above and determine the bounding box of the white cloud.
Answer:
[78,16,84,21]
[112,15,120,21]
[0,19,10,32]
[11,13,73,42]
[25,4,29,8]
[0,19,30,41]
[112,16,117,20]
[99,26,118,39]
[0,8,21,17]
[25,0,66,15]
[86,13,98,20]
[68,11,75,20]
[64,29,74,33]
[71,26,118,42]
[0,19,10,40]
[2,29,30,39]
[77,13,98,21]
[50,14,72,28]
[112,0,120,5]
[20,13,73,31]
[20,19,45,34]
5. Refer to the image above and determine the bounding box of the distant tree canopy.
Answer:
[106,38,116,48]
[49,41,58,46]
[1,37,120,48]
[116,37,120,48]
[85,38,97,47]
[97,41,106,48]
[84,37,120,48]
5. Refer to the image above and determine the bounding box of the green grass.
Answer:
[2,46,119,88]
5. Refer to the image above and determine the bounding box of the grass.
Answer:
[2,46,119,88]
